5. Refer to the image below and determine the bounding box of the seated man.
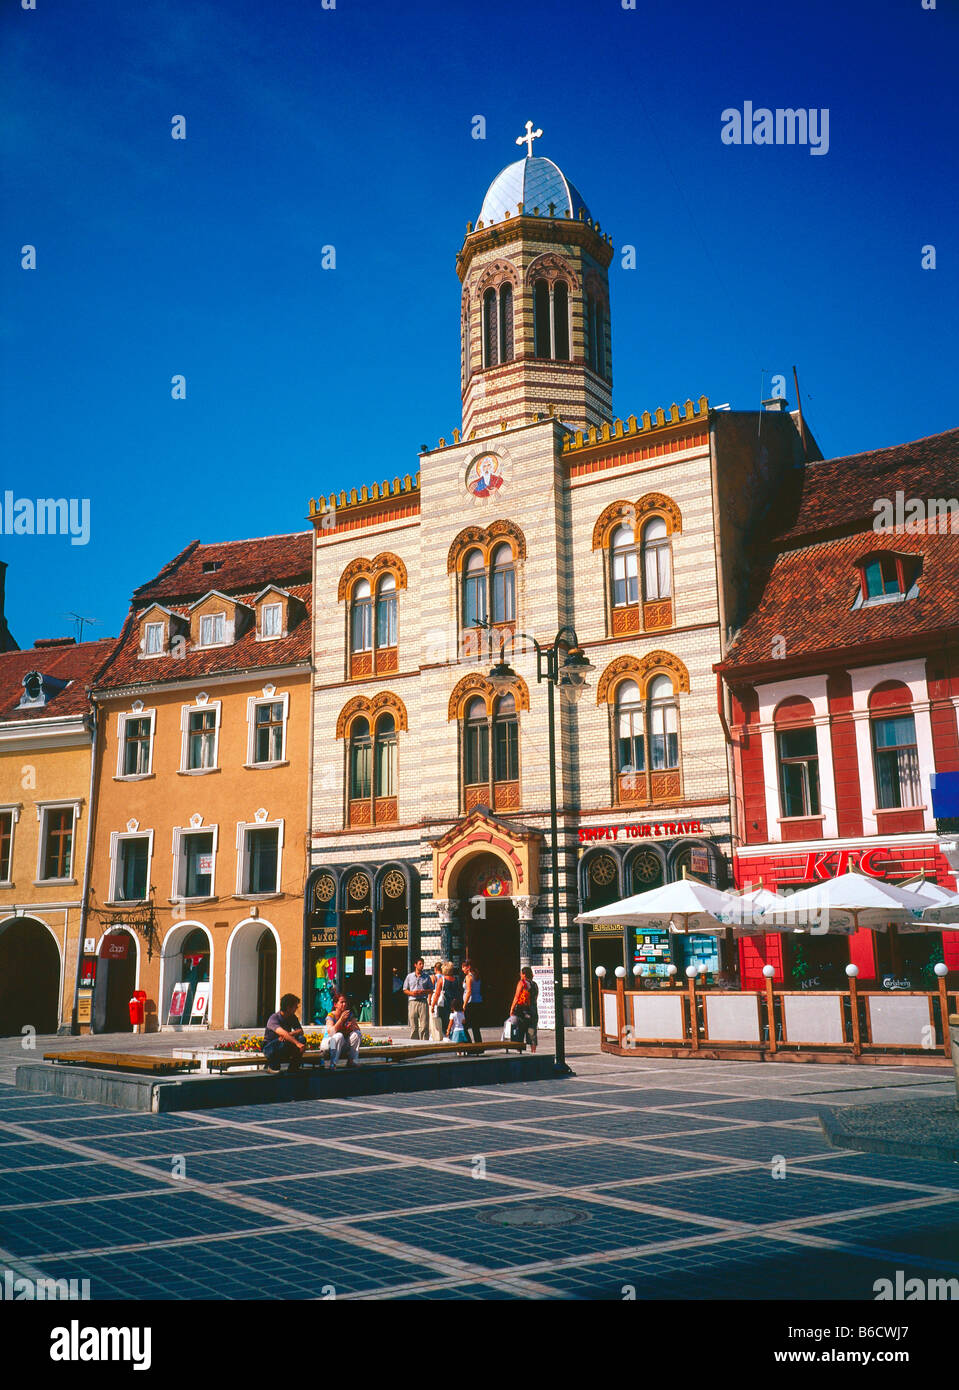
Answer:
[263,993,307,1073]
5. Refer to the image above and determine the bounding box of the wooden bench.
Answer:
[43,1051,195,1075]
[207,1040,526,1071]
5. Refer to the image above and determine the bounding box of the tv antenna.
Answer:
[64,613,100,642]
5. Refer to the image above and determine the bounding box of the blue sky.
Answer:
[2,0,956,647]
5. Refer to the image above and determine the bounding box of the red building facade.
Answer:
[718,428,959,990]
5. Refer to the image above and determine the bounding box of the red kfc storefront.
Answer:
[734,841,959,991]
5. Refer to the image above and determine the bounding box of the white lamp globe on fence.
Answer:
[594,966,606,979]
[685,964,698,979]
[614,966,627,980]
[762,965,776,979]
[934,962,949,978]
[632,964,643,978]
[666,964,677,977]
[845,963,859,978]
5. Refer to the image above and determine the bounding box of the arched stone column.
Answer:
[514,895,538,966]
[435,900,457,961]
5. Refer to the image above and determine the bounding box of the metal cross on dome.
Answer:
[516,120,543,157]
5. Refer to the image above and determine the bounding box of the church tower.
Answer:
[457,124,614,439]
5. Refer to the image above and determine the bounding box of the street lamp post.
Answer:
[483,622,594,1074]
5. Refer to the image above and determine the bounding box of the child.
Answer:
[447,996,468,1046]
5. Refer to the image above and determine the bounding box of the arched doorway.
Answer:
[580,851,626,1027]
[378,868,409,1026]
[0,917,61,1036]
[340,870,373,1015]
[456,853,520,1029]
[225,919,278,1028]
[93,929,137,1034]
[158,922,213,1027]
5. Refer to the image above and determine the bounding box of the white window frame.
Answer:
[108,828,155,904]
[171,822,220,901]
[0,803,20,884]
[754,677,838,842]
[260,603,282,639]
[246,692,290,767]
[178,699,222,774]
[116,708,157,780]
[143,621,165,656]
[198,611,227,648]
[35,799,81,884]
[235,818,285,896]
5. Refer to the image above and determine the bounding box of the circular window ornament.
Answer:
[383,869,406,899]
[632,851,660,884]
[314,874,336,905]
[589,854,617,887]
[347,873,371,902]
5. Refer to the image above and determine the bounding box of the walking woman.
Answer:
[508,966,538,1050]
[428,960,445,1041]
[430,961,458,1040]
[462,959,483,1043]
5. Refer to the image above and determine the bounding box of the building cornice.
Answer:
[0,713,91,752]
[92,662,311,702]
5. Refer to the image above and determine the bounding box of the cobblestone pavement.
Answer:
[0,1029,956,1300]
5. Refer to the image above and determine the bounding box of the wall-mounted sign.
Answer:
[77,992,92,1025]
[588,924,625,935]
[801,849,896,881]
[79,958,97,989]
[690,849,710,876]
[380,925,408,943]
[99,934,130,960]
[579,821,706,843]
[310,926,337,947]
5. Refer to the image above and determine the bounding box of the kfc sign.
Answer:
[802,848,892,881]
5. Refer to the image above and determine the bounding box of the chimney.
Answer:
[0,562,18,653]
[762,398,789,412]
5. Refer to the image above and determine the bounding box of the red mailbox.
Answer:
[128,991,147,1028]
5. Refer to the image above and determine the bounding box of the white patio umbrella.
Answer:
[756,869,930,933]
[575,878,743,934]
[899,876,959,925]
[722,885,794,933]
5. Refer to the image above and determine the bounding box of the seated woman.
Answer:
[320,993,361,1068]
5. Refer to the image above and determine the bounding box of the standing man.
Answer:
[403,958,433,1040]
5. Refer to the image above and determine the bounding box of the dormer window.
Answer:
[17,670,68,710]
[852,552,920,609]
[144,622,164,655]
[202,560,222,574]
[262,603,281,638]
[199,613,225,647]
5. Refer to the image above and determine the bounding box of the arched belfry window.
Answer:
[482,284,514,369]
[533,278,571,361]
[459,688,521,813]
[610,670,683,805]
[587,297,607,377]
[492,692,518,783]
[464,696,489,790]
[338,693,407,826]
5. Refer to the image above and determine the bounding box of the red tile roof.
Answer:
[132,532,312,602]
[0,638,117,722]
[770,426,959,543]
[95,532,313,692]
[723,427,959,672]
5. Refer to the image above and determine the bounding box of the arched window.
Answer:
[349,717,371,800]
[463,549,487,627]
[374,713,397,797]
[533,279,551,357]
[499,284,513,362]
[464,697,489,787]
[641,517,672,601]
[648,675,679,771]
[490,543,516,624]
[376,573,397,649]
[492,692,518,782]
[611,525,639,608]
[351,579,372,654]
[616,680,644,775]
[553,280,570,360]
[482,287,498,368]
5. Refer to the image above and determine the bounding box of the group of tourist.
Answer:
[261,959,542,1074]
[403,958,539,1051]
